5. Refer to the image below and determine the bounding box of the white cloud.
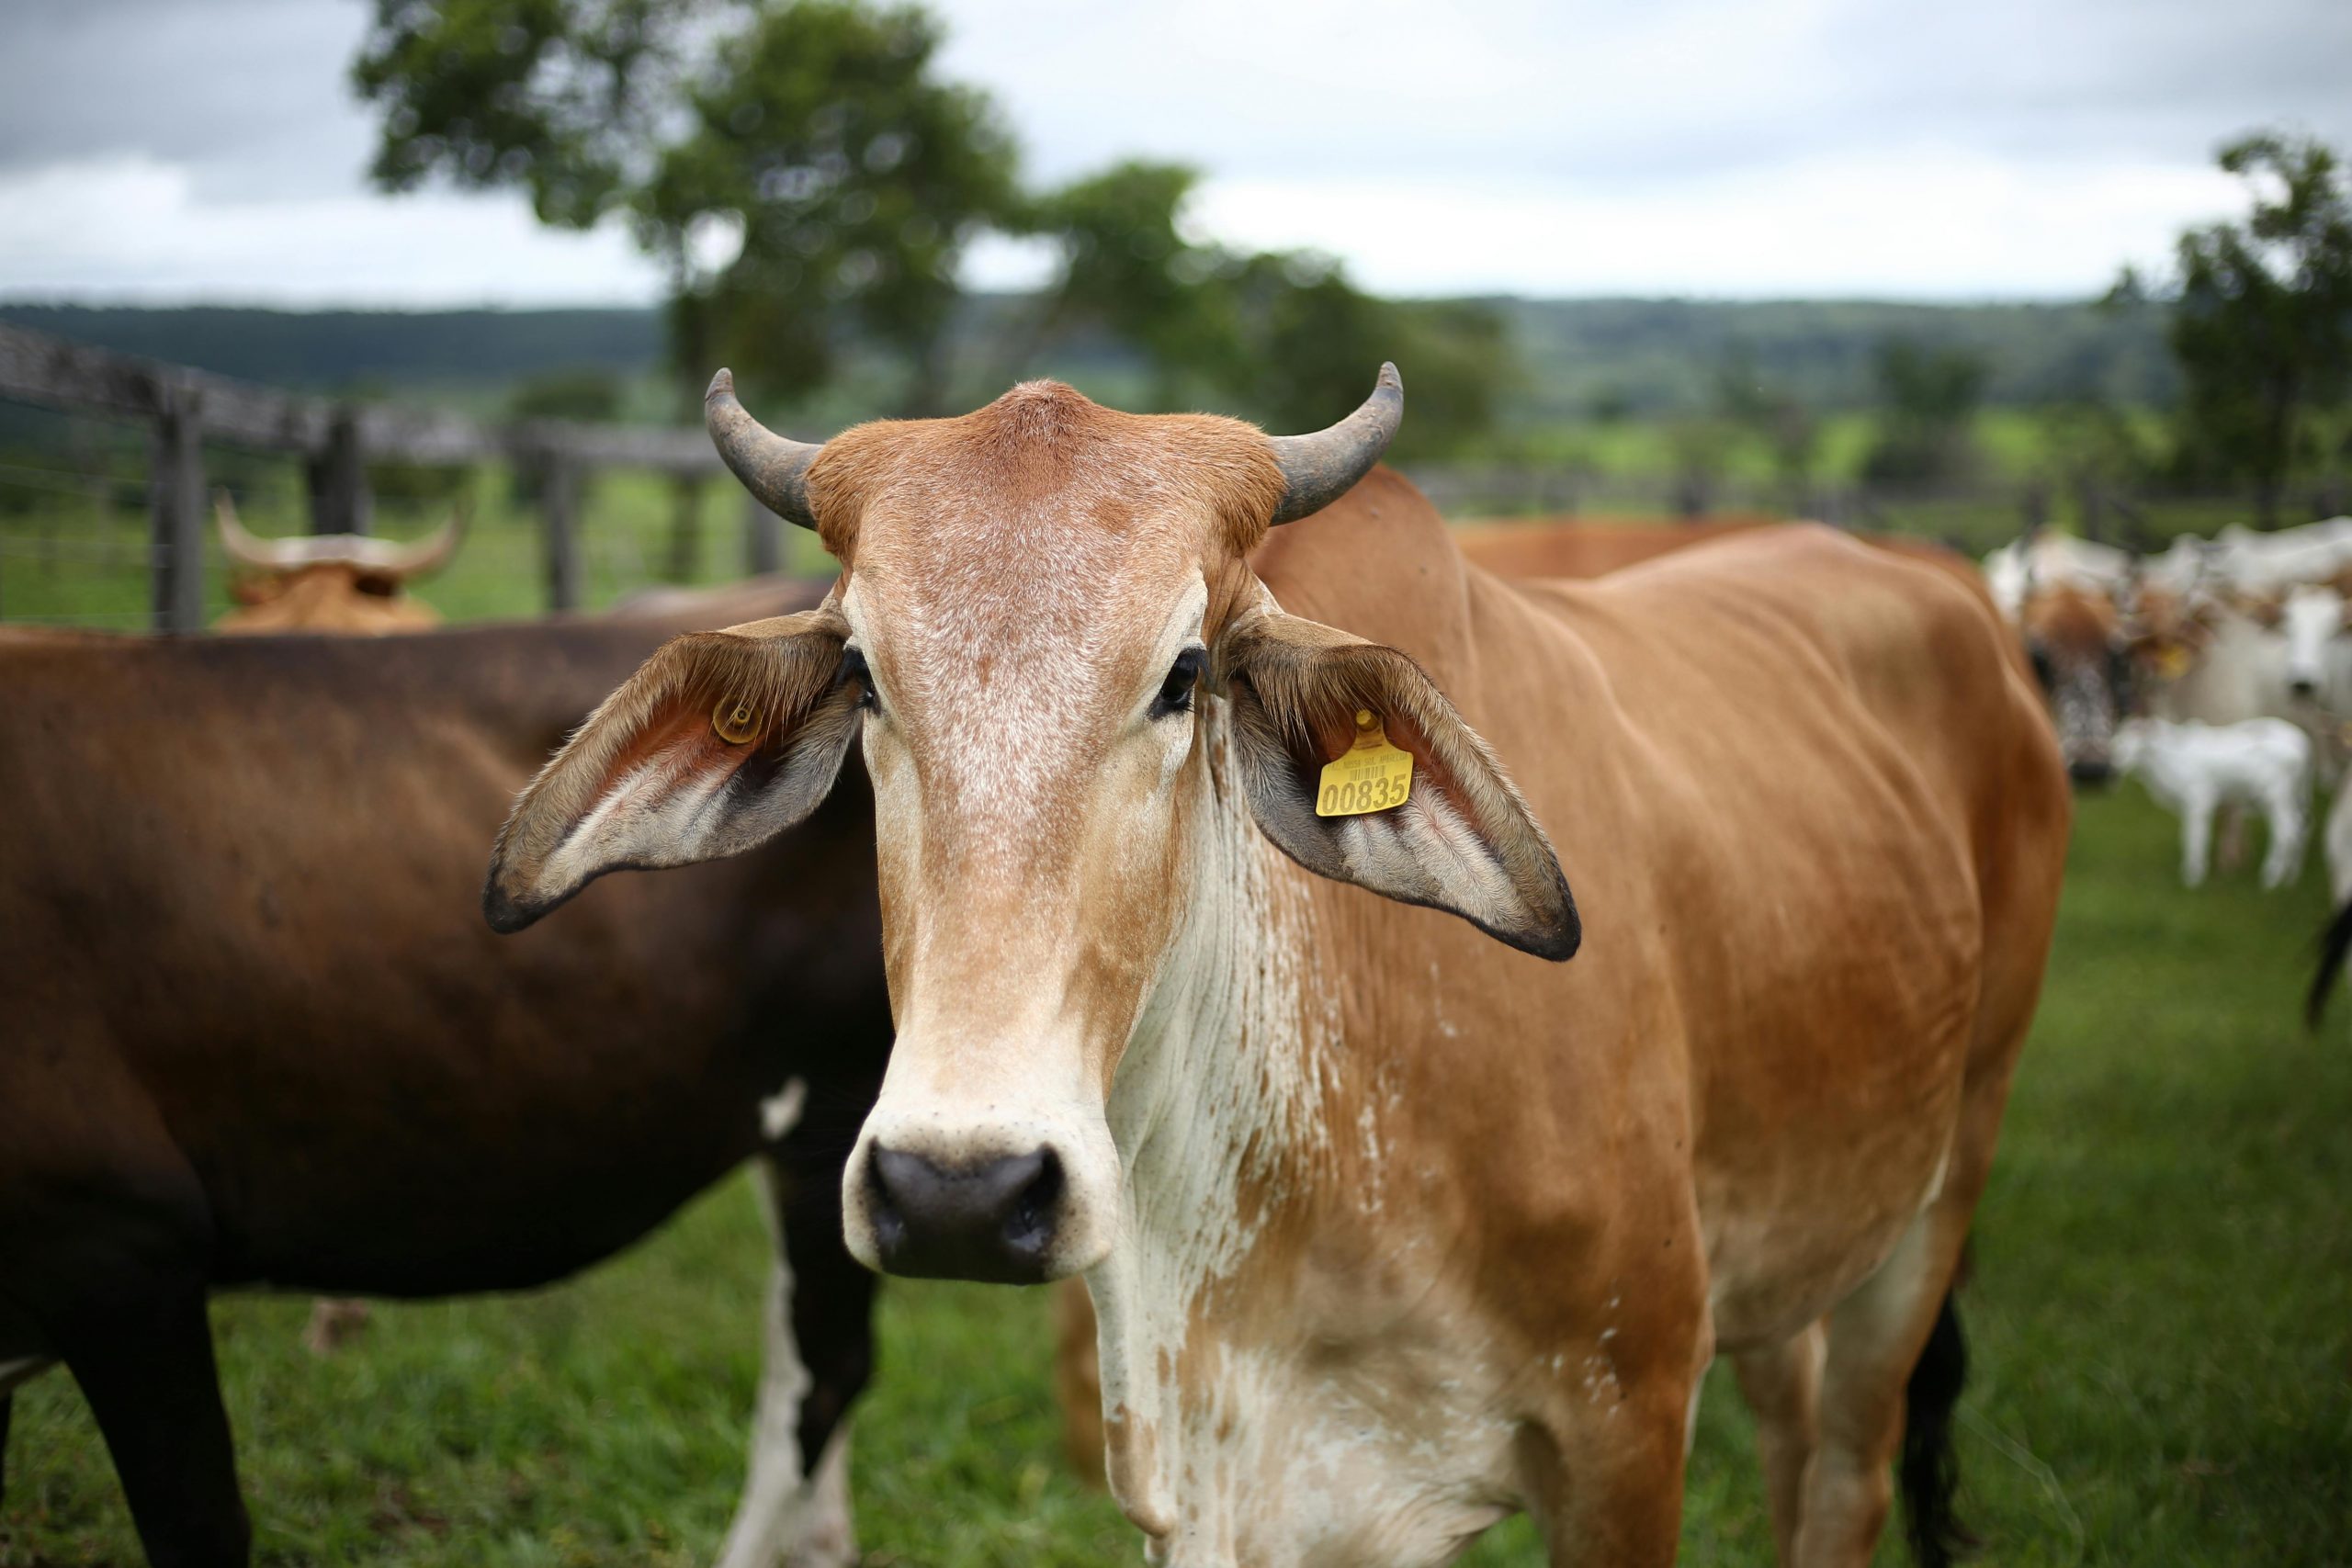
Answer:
[0,154,661,306]
[0,0,2344,305]
[1189,150,2245,299]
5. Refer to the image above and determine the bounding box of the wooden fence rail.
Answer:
[0,322,789,630]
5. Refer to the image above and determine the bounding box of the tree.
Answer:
[2133,131,2352,526]
[1861,338,1987,485]
[1011,161,1509,455]
[1001,161,1245,403]
[638,2,1014,415]
[354,0,1016,417]
[1713,345,1818,506]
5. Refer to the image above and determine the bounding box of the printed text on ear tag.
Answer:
[1317,709,1414,817]
[712,696,763,745]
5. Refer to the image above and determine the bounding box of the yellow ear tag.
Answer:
[1316,709,1415,818]
[712,696,763,746]
[2156,648,2191,680]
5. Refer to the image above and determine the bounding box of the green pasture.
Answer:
[5,784,2347,1565]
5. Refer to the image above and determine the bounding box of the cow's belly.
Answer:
[1690,984,1976,1350]
[1681,855,1982,1350]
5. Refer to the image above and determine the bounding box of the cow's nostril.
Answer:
[863,1148,909,1257]
[864,1145,1063,1282]
[1003,1148,1063,1256]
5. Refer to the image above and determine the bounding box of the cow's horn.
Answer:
[214,491,303,570]
[217,491,466,578]
[706,368,820,529]
[377,505,467,580]
[1268,363,1403,525]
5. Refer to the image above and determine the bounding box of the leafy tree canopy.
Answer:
[1012,161,1509,456]
[356,0,1015,414]
[2123,130,2352,524]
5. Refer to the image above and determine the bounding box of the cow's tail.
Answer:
[2306,894,2352,1031]
[1899,1285,1976,1568]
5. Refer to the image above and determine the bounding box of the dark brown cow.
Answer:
[0,588,889,1568]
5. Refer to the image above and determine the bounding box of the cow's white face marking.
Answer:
[2282,585,2346,694]
[836,502,1220,1280]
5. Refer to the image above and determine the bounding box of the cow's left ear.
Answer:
[1216,608,1579,960]
[484,607,861,932]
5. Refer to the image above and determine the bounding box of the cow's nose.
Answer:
[2069,759,2115,788]
[862,1145,1063,1283]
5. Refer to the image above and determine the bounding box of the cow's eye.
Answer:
[837,646,877,712]
[1152,646,1204,718]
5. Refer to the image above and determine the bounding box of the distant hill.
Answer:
[0,305,667,393]
[1494,298,2176,420]
[0,296,2175,423]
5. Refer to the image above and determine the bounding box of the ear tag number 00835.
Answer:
[712,696,763,746]
[1317,710,1414,818]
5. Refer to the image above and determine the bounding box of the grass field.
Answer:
[5,783,2347,1566]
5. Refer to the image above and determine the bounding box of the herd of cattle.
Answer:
[1985,520,2352,1019]
[5,358,2266,1568]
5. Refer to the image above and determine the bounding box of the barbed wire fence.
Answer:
[0,323,816,631]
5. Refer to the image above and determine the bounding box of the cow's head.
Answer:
[2019,581,2131,786]
[484,368,1576,1283]
[213,493,461,635]
[2281,584,2347,700]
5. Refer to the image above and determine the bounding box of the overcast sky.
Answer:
[2,0,2346,306]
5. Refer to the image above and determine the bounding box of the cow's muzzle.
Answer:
[860,1145,1066,1283]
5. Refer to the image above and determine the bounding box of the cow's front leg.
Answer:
[1526,1371,1696,1568]
[47,1270,248,1567]
[2261,789,2307,889]
[2181,795,2214,886]
[714,1082,877,1568]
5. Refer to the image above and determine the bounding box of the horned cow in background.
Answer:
[212,492,463,634]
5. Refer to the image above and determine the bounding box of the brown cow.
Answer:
[0,591,890,1568]
[1450,515,1766,578]
[212,493,460,634]
[1046,511,1780,1484]
[488,368,2068,1567]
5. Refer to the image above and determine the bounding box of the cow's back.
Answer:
[1256,486,2066,1354]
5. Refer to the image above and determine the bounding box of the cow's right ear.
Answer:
[483,607,861,932]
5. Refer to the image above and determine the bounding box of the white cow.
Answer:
[2113,716,2312,889]
[2281,584,2352,703]
[1983,531,2133,622]
[2205,516,2352,596]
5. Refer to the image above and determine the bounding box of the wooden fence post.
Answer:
[308,408,368,535]
[744,491,783,576]
[150,385,205,633]
[542,459,582,613]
